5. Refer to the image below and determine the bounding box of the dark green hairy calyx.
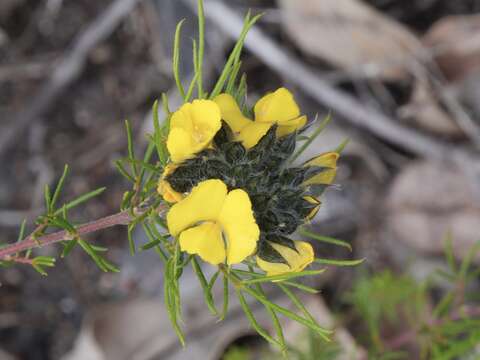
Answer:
[166,122,324,264]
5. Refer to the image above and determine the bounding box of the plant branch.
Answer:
[0,211,132,260]
[2,256,35,265]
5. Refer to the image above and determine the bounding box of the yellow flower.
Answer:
[256,240,314,276]
[303,152,339,186]
[167,100,221,163]
[167,179,260,265]
[214,88,307,149]
[157,164,184,203]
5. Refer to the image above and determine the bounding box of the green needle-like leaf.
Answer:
[282,281,319,294]
[314,258,365,267]
[115,160,135,183]
[241,269,325,285]
[185,72,200,102]
[127,224,136,255]
[196,0,205,98]
[226,61,242,94]
[210,12,262,98]
[300,229,352,251]
[44,184,52,213]
[290,113,331,164]
[32,256,56,276]
[220,273,229,321]
[241,285,331,340]
[164,256,185,345]
[16,219,27,244]
[192,257,218,315]
[61,239,78,258]
[50,165,69,211]
[248,265,286,352]
[459,241,480,280]
[236,288,279,347]
[173,19,186,100]
[278,284,319,327]
[53,187,106,216]
[125,120,138,177]
[335,138,350,154]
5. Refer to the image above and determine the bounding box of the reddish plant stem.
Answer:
[4,256,35,265]
[0,211,132,260]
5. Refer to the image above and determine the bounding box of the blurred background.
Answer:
[1,0,479,359]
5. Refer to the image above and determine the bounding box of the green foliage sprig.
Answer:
[348,238,480,360]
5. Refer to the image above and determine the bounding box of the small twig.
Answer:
[0,0,145,157]
[0,211,132,260]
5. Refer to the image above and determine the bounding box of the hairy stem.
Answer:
[0,211,132,260]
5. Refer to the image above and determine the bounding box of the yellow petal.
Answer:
[167,179,227,237]
[303,152,339,185]
[237,122,272,149]
[304,152,339,168]
[218,189,260,265]
[170,104,194,132]
[254,88,301,124]
[189,99,222,142]
[304,196,321,221]
[157,164,184,203]
[214,94,252,133]
[166,127,193,163]
[167,100,221,163]
[276,115,307,137]
[256,241,314,276]
[179,221,226,265]
[304,169,337,185]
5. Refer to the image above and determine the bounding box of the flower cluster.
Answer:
[158,88,338,275]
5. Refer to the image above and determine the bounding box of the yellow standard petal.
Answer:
[167,179,227,237]
[179,221,226,265]
[218,189,260,265]
[167,99,221,163]
[214,94,252,133]
[157,164,183,203]
[256,240,314,276]
[237,122,272,149]
[303,152,339,185]
[254,87,301,124]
